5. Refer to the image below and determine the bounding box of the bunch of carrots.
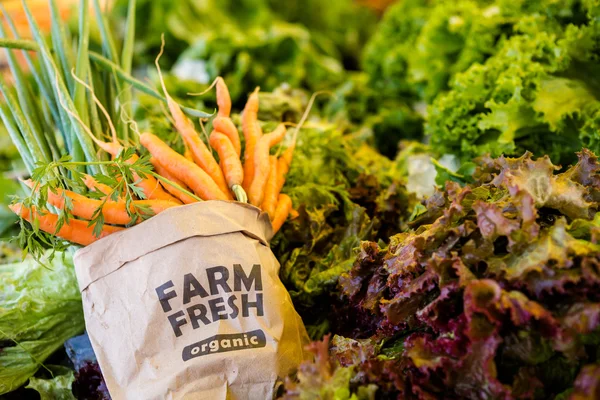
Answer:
[10,67,299,246]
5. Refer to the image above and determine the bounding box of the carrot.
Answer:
[247,136,271,206]
[154,45,232,200]
[242,88,261,191]
[164,97,232,199]
[271,194,292,234]
[150,158,198,204]
[209,131,244,194]
[247,124,287,206]
[68,68,178,203]
[24,180,179,225]
[124,153,180,202]
[273,144,296,203]
[212,116,241,157]
[183,142,194,162]
[263,123,287,148]
[261,156,278,219]
[140,132,229,201]
[10,203,123,246]
[280,144,295,170]
[82,129,179,202]
[216,77,231,118]
[83,174,113,197]
[269,90,320,200]
[289,208,299,220]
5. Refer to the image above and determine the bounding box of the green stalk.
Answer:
[91,0,122,126]
[119,0,137,143]
[72,0,92,174]
[91,0,120,64]
[0,23,51,161]
[0,36,37,51]
[87,61,105,156]
[0,39,212,119]
[0,74,48,164]
[0,103,34,172]
[49,0,75,93]
[0,7,66,143]
[19,0,100,173]
[88,52,213,118]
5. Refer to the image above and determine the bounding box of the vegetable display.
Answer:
[2,0,600,398]
[11,74,298,245]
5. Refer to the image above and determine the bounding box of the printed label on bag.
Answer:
[182,329,267,361]
[154,263,264,338]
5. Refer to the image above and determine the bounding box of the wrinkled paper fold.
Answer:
[74,201,309,400]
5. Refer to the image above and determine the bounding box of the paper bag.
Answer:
[74,201,309,400]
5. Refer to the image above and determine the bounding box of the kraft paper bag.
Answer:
[74,201,310,400]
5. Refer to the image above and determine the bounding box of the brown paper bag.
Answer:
[74,201,309,400]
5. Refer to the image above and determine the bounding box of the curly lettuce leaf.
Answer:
[427,9,600,164]
[285,150,600,399]
[282,336,378,400]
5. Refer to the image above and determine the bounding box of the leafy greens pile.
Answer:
[111,0,377,106]
[283,149,600,399]
[364,0,600,164]
[0,251,84,395]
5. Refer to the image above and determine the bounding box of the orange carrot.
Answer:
[271,194,292,234]
[125,153,181,202]
[83,174,113,197]
[85,132,179,202]
[261,156,278,219]
[69,63,178,203]
[263,123,287,148]
[24,181,179,225]
[96,141,122,157]
[242,88,261,191]
[153,44,232,200]
[10,203,124,246]
[150,158,198,204]
[183,142,194,162]
[289,208,299,220]
[216,77,231,118]
[269,89,319,201]
[247,124,287,206]
[213,116,241,157]
[247,135,271,206]
[165,97,232,199]
[209,131,244,191]
[273,144,295,201]
[140,132,229,201]
[281,143,295,169]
